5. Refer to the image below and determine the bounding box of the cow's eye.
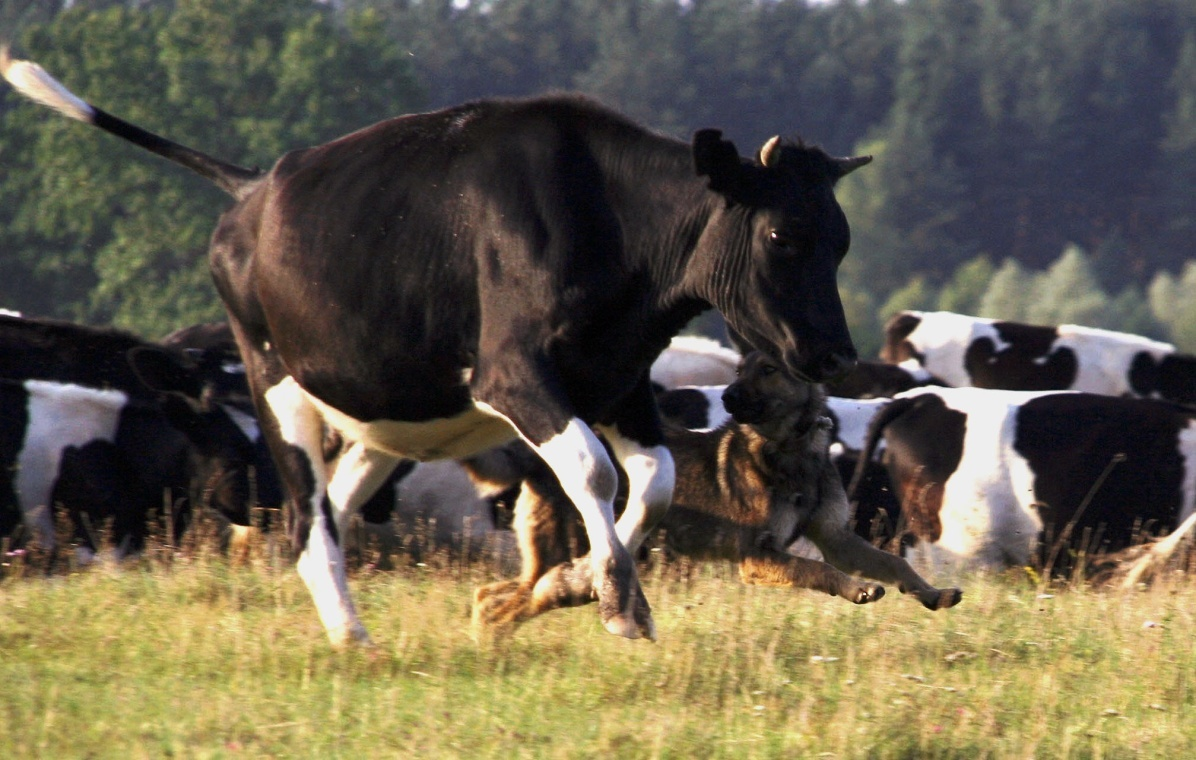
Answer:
[768,229,797,251]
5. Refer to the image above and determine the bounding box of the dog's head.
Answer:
[722,351,827,440]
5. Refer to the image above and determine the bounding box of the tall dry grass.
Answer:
[1,513,1193,758]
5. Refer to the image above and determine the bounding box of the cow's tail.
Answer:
[1,48,262,200]
[845,395,918,501]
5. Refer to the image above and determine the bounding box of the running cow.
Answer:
[3,51,868,645]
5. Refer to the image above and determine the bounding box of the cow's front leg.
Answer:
[598,376,675,554]
[530,419,653,639]
[473,402,652,639]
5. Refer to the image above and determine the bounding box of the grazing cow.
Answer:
[4,52,869,645]
[0,314,259,557]
[882,310,1196,404]
[472,352,961,632]
[649,334,742,390]
[848,386,1196,574]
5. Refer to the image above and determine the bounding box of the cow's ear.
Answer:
[127,345,203,400]
[693,129,743,196]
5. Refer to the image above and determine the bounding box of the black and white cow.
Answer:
[882,310,1196,404]
[4,52,868,645]
[847,386,1196,574]
[0,314,260,558]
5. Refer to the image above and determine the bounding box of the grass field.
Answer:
[2,521,1194,759]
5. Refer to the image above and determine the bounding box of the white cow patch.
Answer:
[825,396,889,452]
[17,381,127,547]
[304,384,517,461]
[899,311,1004,387]
[599,429,675,552]
[650,335,741,389]
[1054,324,1173,396]
[898,387,1054,573]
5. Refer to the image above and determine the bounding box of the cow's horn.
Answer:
[833,154,873,177]
[759,135,782,168]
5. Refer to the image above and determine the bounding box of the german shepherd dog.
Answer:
[473,352,962,634]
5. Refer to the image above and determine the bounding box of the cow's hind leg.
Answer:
[254,369,403,646]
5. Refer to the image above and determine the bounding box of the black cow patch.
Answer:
[1013,394,1188,549]
[657,387,714,429]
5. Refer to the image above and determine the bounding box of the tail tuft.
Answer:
[1,47,96,124]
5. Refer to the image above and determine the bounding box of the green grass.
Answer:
[1,529,1194,759]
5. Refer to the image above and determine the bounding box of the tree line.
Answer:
[2,0,1194,354]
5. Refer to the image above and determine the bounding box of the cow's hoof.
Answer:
[594,553,656,641]
[327,622,373,649]
[919,586,963,610]
[602,604,656,641]
[849,582,885,604]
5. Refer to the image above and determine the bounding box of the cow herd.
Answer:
[3,50,1193,650]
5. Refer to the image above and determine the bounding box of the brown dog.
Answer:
[473,352,962,635]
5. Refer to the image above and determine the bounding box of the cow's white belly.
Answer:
[304,387,519,461]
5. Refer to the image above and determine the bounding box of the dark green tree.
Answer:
[0,0,421,334]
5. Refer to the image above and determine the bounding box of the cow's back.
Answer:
[210,95,688,429]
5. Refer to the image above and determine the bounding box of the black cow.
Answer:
[881,310,1196,404]
[847,386,1196,575]
[0,314,259,558]
[4,51,869,645]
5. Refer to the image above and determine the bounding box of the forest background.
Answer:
[2,0,1196,358]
